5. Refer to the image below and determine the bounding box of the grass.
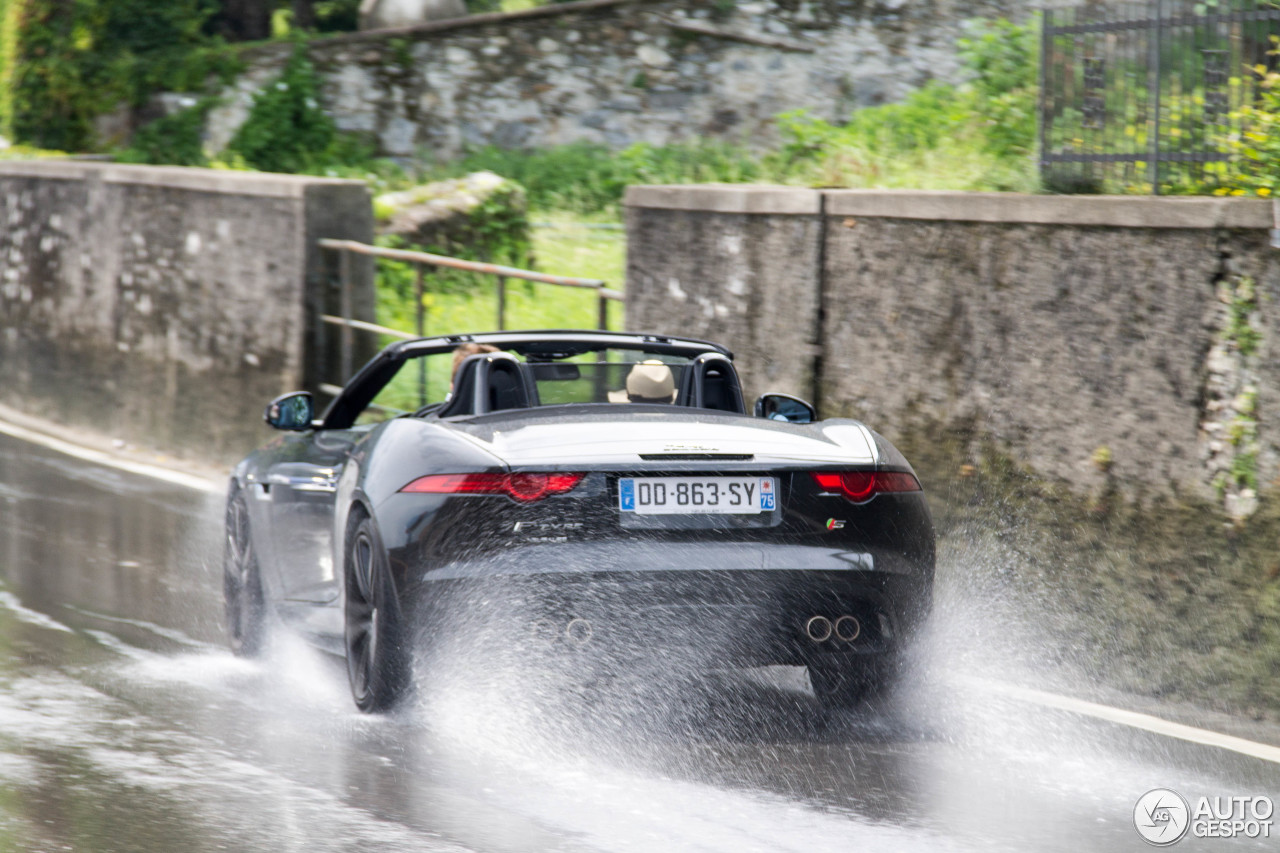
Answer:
[374,212,627,343]
[0,143,68,159]
[789,134,1039,194]
[530,211,626,288]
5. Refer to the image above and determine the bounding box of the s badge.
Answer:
[825,518,846,531]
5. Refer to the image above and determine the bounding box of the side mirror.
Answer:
[754,393,816,424]
[265,392,314,431]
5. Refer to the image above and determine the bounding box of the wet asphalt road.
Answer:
[1,431,1278,853]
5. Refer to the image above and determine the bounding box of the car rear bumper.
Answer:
[406,545,931,668]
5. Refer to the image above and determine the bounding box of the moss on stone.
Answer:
[375,170,531,268]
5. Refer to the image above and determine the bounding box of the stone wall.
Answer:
[206,0,1028,159]
[625,187,1280,509]
[0,161,374,463]
[626,186,1280,716]
[625,186,824,404]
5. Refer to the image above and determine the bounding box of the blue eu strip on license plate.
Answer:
[618,476,776,515]
[619,478,636,511]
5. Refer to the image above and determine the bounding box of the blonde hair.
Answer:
[451,342,500,379]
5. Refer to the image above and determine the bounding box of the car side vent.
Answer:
[638,453,755,461]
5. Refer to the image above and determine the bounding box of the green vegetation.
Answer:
[1218,41,1280,198]
[376,175,529,251]
[2,8,1040,197]
[1218,275,1262,499]
[94,13,1039,338]
[312,0,362,32]
[1226,275,1262,356]
[530,213,625,286]
[6,0,239,151]
[227,41,335,173]
[458,180,533,268]
[775,18,1038,193]
[959,17,1038,160]
[374,263,621,348]
[420,139,772,215]
[118,98,215,167]
[408,17,1041,211]
[0,0,19,138]
[374,174,534,331]
[374,215,623,344]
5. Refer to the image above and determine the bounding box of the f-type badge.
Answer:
[513,520,583,533]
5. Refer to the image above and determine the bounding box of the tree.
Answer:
[211,0,272,41]
[292,0,315,30]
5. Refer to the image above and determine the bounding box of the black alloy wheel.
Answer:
[224,491,266,656]
[344,514,408,713]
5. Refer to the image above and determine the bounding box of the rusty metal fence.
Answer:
[316,238,623,397]
[1041,0,1280,194]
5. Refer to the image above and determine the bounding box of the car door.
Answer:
[256,429,364,603]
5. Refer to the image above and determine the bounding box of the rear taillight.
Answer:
[399,472,585,502]
[811,471,921,503]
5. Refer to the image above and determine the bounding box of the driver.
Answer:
[608,360,677,404]
[450,342,499,390]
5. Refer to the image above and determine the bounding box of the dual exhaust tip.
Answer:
[553,614,861,646]
[529,617,594,645]
[565,618,593,645]
[805,614,861,643]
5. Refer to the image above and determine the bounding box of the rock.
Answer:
[93,103,135,148]
[359,0,467,31]
[155,93,201,116]
[636,45,672,67]
[1225,488,1259,520]
[374,171,530,264]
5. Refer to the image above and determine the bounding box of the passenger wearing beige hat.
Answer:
[608,359,677,404]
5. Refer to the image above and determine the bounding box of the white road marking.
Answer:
[0,419,223,494]
[968,677,1280,765]
[0,590,75,633]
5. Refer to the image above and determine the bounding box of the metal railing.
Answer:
[317,238,624,393]
[1040,0,1280,195]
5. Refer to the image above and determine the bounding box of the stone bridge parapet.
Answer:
[0,160,373,464]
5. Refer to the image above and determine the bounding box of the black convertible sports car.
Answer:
[224,330,934,712]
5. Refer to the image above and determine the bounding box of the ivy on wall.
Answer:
[226,40,334,172]
[117,97,217,167]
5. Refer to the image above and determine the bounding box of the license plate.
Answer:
[618,477,776,515]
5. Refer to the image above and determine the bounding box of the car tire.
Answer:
[223,490,266,657]
[344,512,409,713]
